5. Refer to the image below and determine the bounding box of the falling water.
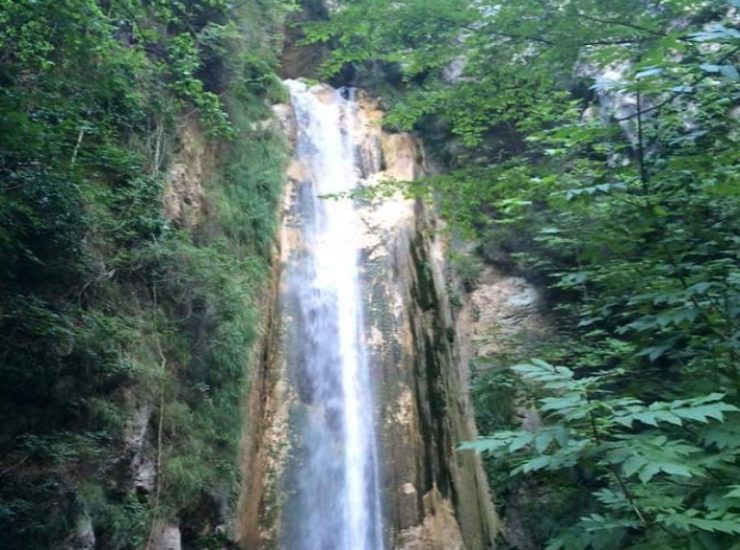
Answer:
[283,80,383,550]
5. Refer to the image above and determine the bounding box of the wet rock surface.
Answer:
[238,83,498,549]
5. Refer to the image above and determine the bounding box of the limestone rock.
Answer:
[237,82,498,549]
[123,402,156,494]
[469,268,549,357]
[164,118,213,228]
[397,486,465,550]
[149,523,182,550]
[272,103,298,145]
[464,267,550,550]
[64,514,95,550]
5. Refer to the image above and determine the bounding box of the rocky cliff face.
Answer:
[163,118,214,230]
[464,268,549,550]
[138,118,219,550]
[237,85,498,549]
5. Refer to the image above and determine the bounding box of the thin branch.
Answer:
[617,45,740,122]
[488,30,554,46]
[582,39,646,46]
[70,128,85,168]
[146,277,167,550]
[151,118,165,177]
[635,91,649,189]
[629,55,740,360]
[575,13,667,37]
[0,455,29,475]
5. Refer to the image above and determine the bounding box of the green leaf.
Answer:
[635,67,664,78]
[673,404,739,423]
[510,432,535,452]
[622,456,647,478]
[639,462,661,483]
[719,65,739,80]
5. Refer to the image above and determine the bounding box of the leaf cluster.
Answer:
[312,0,740,547]
[0,0,288,547]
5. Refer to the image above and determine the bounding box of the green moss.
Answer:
[0,0,288,547]
[409,235,437,310]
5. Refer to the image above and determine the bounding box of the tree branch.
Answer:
[617,45,740,122]
[575,13,667,37]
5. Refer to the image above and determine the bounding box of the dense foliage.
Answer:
[308,1,740,548]
[0,1,290,548]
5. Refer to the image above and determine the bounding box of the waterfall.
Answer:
[283,80,384,550]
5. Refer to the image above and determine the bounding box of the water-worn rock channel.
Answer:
[237,81,499,549]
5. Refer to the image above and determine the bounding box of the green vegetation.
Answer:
[0,1,290,547]
[3,0,738,547]
[308,1,740,548]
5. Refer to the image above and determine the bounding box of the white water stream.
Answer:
[283,80,383,550]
